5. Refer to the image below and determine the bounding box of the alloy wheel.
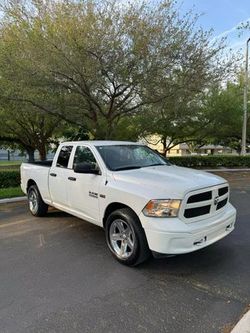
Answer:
[109,219,135,259]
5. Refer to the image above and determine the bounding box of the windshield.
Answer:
[96,145,170,171]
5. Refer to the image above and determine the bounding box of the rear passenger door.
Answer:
[49,145,73,208]
[67,145,104,224]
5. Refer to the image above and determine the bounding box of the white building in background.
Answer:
[165,143,236,156]
[141,135,237,156]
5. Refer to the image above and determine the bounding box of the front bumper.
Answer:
[140,203,236,255]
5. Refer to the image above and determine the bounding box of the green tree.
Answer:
[202,77,250,153]
[0,0,234,140]
[136,99,210,155]
[0,103,63,161]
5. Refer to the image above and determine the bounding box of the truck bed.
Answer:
[20,161,52,197]
[26,160,53,167]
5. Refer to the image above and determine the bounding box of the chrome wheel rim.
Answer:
[109,219,135,259]
[28,189,38,214]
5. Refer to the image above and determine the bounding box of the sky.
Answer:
[179,0,250,53]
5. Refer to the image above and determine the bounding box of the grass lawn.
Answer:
[0,161,22,171]
[0,187,24,199]
[0,161,22,166]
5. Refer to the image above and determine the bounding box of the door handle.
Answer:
[50,173,57,177]
[68,177,76,181]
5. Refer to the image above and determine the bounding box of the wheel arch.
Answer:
[103,202,141,228]
[26,179,37,192]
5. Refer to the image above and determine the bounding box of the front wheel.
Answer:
[105,208,150,266]
[28,185,48,217]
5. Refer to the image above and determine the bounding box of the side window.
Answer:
[56,146,73,168]
[73,146,99,170]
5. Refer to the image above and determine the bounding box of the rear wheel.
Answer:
[28,185,48,217]
[105,208,150,266]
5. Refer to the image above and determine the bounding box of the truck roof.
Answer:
[61,140,143,146]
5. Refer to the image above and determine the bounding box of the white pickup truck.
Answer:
[21,141,236,266]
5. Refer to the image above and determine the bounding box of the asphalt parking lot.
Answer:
[0,171,249,333]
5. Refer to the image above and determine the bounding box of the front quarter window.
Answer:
[73,146,100,171]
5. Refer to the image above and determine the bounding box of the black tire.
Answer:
[27,185,48,217]
[105,208,151,266]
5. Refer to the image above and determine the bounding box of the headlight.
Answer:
[142,199,181,217]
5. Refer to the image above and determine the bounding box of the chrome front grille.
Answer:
[181,184,229,222]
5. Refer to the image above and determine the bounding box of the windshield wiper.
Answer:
[114,166,142,171]
[142,163,167,168]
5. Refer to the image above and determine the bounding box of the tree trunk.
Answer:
[105,121,114,140]
[38,145,47,161]
[162,136,168,156]
[27,148,35,162]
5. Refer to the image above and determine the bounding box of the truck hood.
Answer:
[112,165,227,199]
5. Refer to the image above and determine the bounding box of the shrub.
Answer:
[0,170,20,188]
[0,156,249,189]
[168,155,250,168]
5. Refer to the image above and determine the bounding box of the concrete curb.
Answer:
[0,196,27,204]
[231,310,250,333]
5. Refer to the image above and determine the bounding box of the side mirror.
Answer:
[74,162,100,175]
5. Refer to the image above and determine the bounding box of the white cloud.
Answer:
[211,17,250,43]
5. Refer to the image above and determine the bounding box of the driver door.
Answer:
[66,145,104,224]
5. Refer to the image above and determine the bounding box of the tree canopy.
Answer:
[201,75,250,153]
[0,102,63,161]
[0,0,236,144]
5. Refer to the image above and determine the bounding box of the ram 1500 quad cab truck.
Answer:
[21,141,236,266]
